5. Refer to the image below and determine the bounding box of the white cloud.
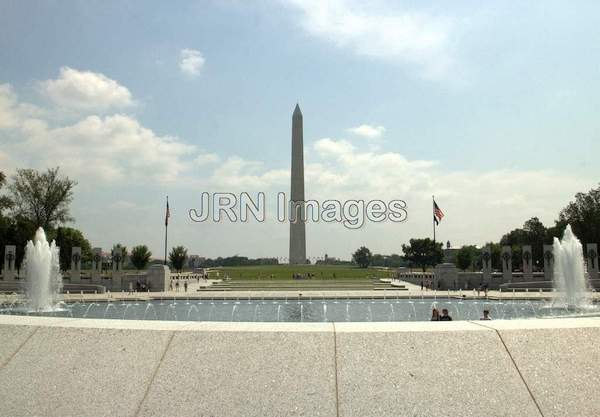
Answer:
[179,49,205,77]
[210,156,288,189]
[10,113,197,183]
[347,124,385,139]
[0,84,43,128]
[0,84,19,129]
[284,0,455,79]
[306,137,594,245]
[39,67,134,111]
[1,80,286,189]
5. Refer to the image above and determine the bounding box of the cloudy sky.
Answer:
[1,1,599,260]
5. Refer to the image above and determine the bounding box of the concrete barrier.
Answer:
[0,315,599,416]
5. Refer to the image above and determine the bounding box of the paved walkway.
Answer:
[2,280,598,304]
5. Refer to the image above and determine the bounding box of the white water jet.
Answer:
[24,228,62,311]
[553,225,590,308]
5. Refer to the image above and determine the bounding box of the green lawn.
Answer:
[207,265,394,280]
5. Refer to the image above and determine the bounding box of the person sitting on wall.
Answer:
[480,310,491,320]
[430,308,440,321]
[439,309,453,321]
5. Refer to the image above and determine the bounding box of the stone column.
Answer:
[91,248,102,283]
[586,243,598,281]
[543,245,554,282]
[112,247,123,291]
[70,247,81,283]
[434,263,457,290]
[522,245,533,281]
[146,264,171,292]
[501,246,512,282]
[481,245,492,284]
[3,245,16,281]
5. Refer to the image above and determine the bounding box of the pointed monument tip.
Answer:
[293,102,302,116]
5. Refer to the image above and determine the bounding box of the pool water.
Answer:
[2,298,599,322]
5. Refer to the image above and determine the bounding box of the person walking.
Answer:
[184,281,188,292]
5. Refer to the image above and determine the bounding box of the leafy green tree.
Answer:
[352,246,373,268]
[500,217,548,270]
[1,216,37,272]
[556,184,600,245]
[455,245,479,271]
[0,172,12,216]
[169,246,188,272]
[130,245,152,270]
[53,227,92,271]
[0,171,13,270]
[401,238,443,271]
[8,167,76,230]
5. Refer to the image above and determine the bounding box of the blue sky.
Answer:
[1,1,599,259]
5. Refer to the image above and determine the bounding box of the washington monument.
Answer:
[289,103,306,264]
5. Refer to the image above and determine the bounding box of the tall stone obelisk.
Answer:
[289,103,306,264]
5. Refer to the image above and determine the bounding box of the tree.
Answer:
[0,172,12,216]
[169,246,188,272]
[53,227,92,271]
[500,217,548,270]
[401,238,443,271]
[1,216,37,272]
[455,245,479,271]
[8,167,76,230]
[556,184,600,246]
[352,246,372,268]
[130,245,152,270]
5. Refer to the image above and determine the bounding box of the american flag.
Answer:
[433,200,444,225]
[165,198,170,226]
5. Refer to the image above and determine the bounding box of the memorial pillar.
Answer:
[586,243,598,281]
[501,246,512,283]
[481,245,492,284]
[112,247,123,291]
[91,248,102,283]
[3,245,16,281]
[543,245,554,282]
[70,247,81,283]
[522,245,533,282]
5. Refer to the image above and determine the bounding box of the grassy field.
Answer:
[206,265,394,280]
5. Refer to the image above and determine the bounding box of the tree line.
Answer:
[0,167,192,273]
[454,184,600,272]
[3,168,599,274]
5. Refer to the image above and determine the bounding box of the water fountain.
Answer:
[24,228,62,311]
[553,225,590,308]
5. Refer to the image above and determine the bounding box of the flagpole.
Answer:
[164,196,168,266]
[432,195,436,244]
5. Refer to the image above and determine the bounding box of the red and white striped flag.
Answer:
[433,200,444,225]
